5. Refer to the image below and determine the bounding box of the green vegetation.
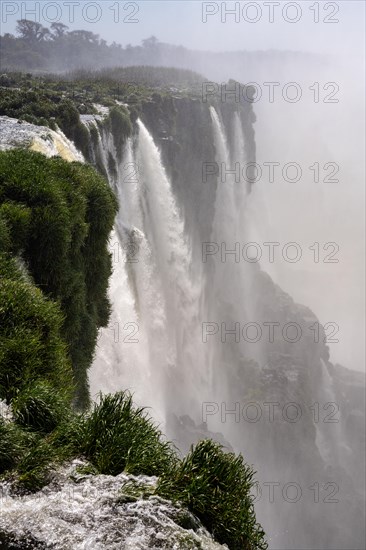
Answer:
[0,150,117,407]
[0,418,21,473]
[0,68,205,120]
[16,436,55,491]
[78,392,177,476]
[0,82,266,549]
[158,440,267,550]
[0,87,92,156]
[0,389,267,549]
[88,65,205,90]
[0,257,72,403]
[106,106,132,159]
[0,257,265,548]
[12,382,70,434]
[0,21,205,85]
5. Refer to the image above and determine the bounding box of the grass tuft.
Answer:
[0,419,22,474]
[12,382,70,434]
[157,439,268,550]
[79,391,178,476]
[16,436,55,491]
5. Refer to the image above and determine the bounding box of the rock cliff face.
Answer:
[234,269,364,549]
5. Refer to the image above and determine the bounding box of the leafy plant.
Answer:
[157,439,268,550]
[0,419,22,473]
[107,106,132,158]
[12,382,70,434]
[16,435,55,491]
[0,201,31,254]
[79,391,178,476]
[0,272,72,403]
[0,150,118,407]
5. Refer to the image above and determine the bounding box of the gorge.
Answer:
[0,70,364,549]
[87,87,365,550]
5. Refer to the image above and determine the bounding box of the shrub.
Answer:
[16,436,55,491]
[0,276,72,402]
[48,411,83,461]
[72,121,90,158]
[0,201,31,254]
[0,150,117,407]
[107,106,132,159]
[0,216,11,252]
[79,392,178,476]
[0,253,22,280]
[0,419,22,473]
[157,440,268,550]
[12,382,70,434]
[0,388,80,486]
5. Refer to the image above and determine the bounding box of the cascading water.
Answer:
[0,96,363,549]
[89,127,165,422]
[206,107,242,403]
[90,119,208,426]
[0,112,229,550]
[315,359,352,469]
[135,120,209,419]
[205,107,263,414]
[0,460,224,550]
[91,108,258,431]
[88,105,364,549]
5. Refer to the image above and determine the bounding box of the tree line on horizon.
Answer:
[0,20,183,72]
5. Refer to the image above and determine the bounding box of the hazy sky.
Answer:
[1,0,364,54]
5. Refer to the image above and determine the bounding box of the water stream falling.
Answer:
[87,109,363,548]
[0,106,363,548]
[315,359,352,470]
[90,108,262,434]
[90,118,210,426]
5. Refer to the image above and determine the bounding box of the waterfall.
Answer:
[91,108,260,430]
[89,108,363,549]
[33,127,84,162]
[206,107,262,408]
[209,108,254,321]
[209,106,235,244]
[91,119,207,425]
[315,359,351,469]
[90,128,166,422]
[1,99,362,549]
[82,117,116,183]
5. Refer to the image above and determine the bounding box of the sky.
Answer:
[0,0,365,55]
